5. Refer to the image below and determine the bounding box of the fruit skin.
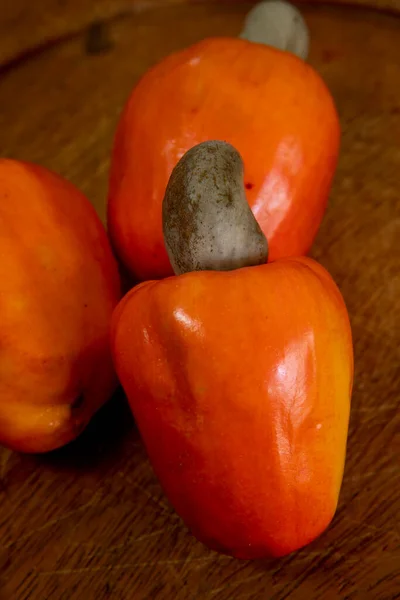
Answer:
[0,159,121,453]
[111,257,353,559]
[108,37,340,282]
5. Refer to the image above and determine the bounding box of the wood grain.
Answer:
[0,2,399,599]
[2,0,400,69]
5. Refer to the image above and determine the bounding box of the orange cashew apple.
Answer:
[108,3,339,281]
[0,159,121,453]
[111,142,353,559]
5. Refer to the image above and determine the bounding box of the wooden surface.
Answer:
[0,2,400,599]
[2,0,400,70]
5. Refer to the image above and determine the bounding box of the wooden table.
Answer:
[0,2,399,598]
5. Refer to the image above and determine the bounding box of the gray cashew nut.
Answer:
[163,141,268,276]
[240,0,309,61]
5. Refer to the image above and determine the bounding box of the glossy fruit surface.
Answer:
[108,37,340,281]
[111,257,353,558]
[0,159,121,453]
